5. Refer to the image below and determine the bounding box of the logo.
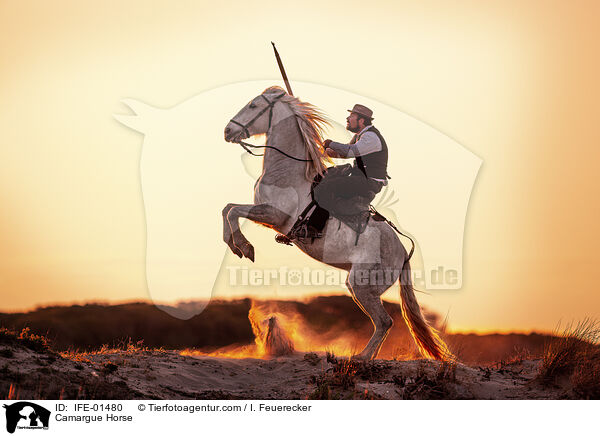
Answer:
[2,402,50,434]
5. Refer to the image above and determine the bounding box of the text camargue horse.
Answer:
[223,86,452,360]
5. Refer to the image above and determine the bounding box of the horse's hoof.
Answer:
[230,246,243,258]
[227,236,243,258]
[242,242,255,262]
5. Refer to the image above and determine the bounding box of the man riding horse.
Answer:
[223,86,452,360]
[292,104,390,240]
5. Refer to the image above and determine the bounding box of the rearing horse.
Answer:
[223,86,451,360]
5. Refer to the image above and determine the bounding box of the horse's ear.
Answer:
[113,98,161,133]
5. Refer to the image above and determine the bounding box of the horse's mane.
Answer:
[263,86,332,180]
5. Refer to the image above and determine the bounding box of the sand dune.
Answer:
[1,299,597,399]
[0,336,574,400]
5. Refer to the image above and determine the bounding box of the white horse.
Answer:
[223,86,451,360]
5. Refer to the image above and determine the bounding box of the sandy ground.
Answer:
[0,341,570,400]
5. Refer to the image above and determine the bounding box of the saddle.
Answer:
[276,166,386,246]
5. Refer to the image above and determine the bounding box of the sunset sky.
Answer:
[0,0,598,332]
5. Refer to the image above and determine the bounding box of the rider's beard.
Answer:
[347,122,361,133]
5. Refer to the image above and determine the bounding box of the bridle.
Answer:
[228,92,312,162]
[229,92,286,140]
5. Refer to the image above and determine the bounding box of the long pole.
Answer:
[271,42,293,96]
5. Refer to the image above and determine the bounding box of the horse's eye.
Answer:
[249,103,257,109]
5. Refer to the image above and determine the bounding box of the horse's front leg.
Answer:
[222,203,244,258]
[223,203,291,262]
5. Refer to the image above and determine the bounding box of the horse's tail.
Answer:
[400,260,454,361]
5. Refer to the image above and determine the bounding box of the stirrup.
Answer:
[289,224,323,241]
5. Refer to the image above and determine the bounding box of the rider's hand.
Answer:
[326,148,340,158]
[323,139,332,148]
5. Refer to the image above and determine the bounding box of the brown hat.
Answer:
[347,104,374,119]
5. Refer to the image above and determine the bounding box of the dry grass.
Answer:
[60,338,168,376]
[391,336,422,361]
[308,352,358,399]
[491,345,534,370]
[94,338,161,354]
[537,319,600,398]
[61,337,165,360]
[0,327,52,354]
[570,354,600,399]
[307,352,389,399]
[393,360,458,399]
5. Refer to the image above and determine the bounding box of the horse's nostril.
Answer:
[225,127,231,134]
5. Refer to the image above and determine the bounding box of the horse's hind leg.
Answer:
[346,267,394,360]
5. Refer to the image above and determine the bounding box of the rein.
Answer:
[235,139,312,162]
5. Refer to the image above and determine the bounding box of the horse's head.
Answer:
[224,87,287,142]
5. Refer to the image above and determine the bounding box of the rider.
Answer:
[292,104,389,239]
